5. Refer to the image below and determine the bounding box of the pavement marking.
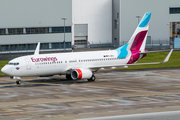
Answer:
[94,80,180,90]
[123,82,180,89]
[0,79,81,87]
[0,82,56,87]
[83,82,180,93]
[79,112,94,115]
[98,81,180,89]
[98,73,180,80]
[15,118,32,120]
[137,108,152,110]
[108,110,123,112]
[0,110,81,119]
[165,106,180,108]
[98,73,180,81]
[79,110,180,120]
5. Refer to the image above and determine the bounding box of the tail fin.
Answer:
[115,12,151,60]
[127,12,151,52]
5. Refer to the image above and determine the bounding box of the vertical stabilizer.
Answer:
[115,12,151,63]
[127,12,151,52]
[34,42,40,55]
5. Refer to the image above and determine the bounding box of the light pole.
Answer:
[62,18,67,52]
[136,16,140,24]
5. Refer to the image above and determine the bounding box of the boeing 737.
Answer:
[1,12,173,84]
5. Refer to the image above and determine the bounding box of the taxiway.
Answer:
[0,68,180,120]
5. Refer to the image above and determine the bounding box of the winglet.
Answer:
[34,42,40,55]
[161,49,173,63]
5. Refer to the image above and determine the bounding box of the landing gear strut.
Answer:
[66,74,73,80]
[88,75,96,82]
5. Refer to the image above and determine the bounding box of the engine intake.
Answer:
[71,68,92,80]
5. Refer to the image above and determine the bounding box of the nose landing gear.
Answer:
[16,80,22,84]
[12,76,22,85]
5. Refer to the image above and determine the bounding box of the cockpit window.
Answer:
[14,63,19,65]
[7,62,19,66]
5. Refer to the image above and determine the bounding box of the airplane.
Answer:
[1,12,173,84]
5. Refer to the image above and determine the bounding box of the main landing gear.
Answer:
[88,75,96,82]
[66,74,73,80]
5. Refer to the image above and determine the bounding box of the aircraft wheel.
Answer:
[16,80,22,84]
[88,75,96,82]
[91,75,96,81]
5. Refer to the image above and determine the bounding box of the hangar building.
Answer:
[112,0,180,47]
[0,0,180,52]
[0,0,112,52]
[0,0,73,52]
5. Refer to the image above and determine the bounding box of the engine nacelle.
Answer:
[71,68,92,80]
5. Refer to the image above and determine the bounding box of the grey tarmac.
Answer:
[0,68,180,120]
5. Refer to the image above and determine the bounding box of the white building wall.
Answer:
[119,0,180,43]
[72,0,112,44]
[0,0,72,28]
[0,0,72,45]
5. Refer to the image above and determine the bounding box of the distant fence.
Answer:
[119,39,171,49]
[73,43,114,49]
[0,39,175,55]
[145,39,171,49]
[85,39,171,50]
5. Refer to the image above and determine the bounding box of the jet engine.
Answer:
[71,68,92,80]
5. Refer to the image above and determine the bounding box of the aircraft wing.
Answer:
[89,49,173,69]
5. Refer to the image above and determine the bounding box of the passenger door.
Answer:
[25,58,31,70]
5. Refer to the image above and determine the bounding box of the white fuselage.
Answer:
[2,50,131,77]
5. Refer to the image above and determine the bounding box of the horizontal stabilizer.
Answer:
[128,49,173,66]
[140,49,172,54]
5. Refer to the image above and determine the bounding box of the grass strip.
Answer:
[0,61,9,76]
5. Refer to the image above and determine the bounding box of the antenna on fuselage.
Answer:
[34,42,40,55]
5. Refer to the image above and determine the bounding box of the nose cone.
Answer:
[1,66,9,75]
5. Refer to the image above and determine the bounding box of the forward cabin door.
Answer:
[25,58,31,70]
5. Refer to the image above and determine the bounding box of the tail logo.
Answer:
[130,30,148,51]
[115,12,151,64]
[16,67,20,70]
